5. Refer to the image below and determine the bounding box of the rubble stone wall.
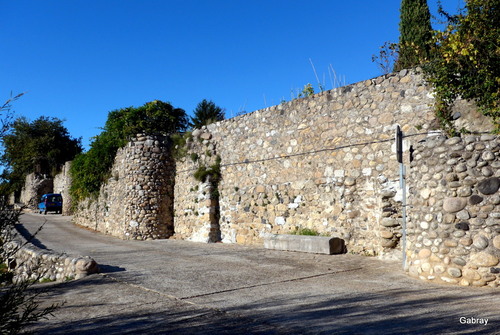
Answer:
[19,173,53,209]
[175,70,438,256]
[56,69,497,288]
[5,233,97,282]
[72,134,175,240]
[173,129,221,243]
[407,134,500,287]
[53,161,73,215]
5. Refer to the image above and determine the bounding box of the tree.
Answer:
[107,100,189,139]
[190,99,225,129]
[394,0,434,71]
[1,116,82,192]
[70,100,188,201]
[423,0,500,132]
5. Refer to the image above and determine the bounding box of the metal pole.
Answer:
[395,125,407,270]
[400,163,407,270]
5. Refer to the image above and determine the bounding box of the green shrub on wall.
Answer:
[70,100,188,202]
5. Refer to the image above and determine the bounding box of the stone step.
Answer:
[263,234,345,255]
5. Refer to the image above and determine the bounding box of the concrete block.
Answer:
[263,234,345,255]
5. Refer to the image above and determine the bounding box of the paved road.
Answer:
[18,212,500,334]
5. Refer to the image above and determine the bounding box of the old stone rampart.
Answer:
[72,134,175,240]
[19,173,53,209]
[175,69,437,256]
[43,69,497,287]
[173,129,222,242]
[407,134,500,287]
[53,161,73,215]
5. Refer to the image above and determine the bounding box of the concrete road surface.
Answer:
[17,212,500,334]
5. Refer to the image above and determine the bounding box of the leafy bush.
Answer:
[423,0,500,133]
[70,100,188,202]
[193,156,221,184]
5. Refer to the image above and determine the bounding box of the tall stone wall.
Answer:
[73,134,175,240]
[53,161,73,215]
[19,173,53,209]
[175,70,438,255]
[406,134,500,288]
[174,128,221,242]
[47,69,497,287]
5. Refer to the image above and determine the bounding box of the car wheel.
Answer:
[44,210,47,215]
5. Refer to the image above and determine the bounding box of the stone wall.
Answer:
[53,161,73,215]
[173,128,221,242]
[61,69,497,288]
[406,134,500,287]
[4,232,97,282]
[72,134,175,240]
[19,173,53,209]
[174,69,438,256]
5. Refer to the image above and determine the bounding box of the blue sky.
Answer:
[1,0,464,149]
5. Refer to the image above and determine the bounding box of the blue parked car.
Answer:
[38,193,63,215]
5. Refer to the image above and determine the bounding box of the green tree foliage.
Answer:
[1,116,82,192]
[394,0,433,71]
[70,100,188,201]
[423,0,500,132]
[189,99,225,129]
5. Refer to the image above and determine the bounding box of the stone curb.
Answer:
[263,234,346,255]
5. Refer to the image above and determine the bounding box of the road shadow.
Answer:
[27,274,499,335]
[27,275,286,335]
[15,223,48,249]
[232,287,500,335]
[98,264,126,273]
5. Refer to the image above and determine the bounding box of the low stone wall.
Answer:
[5,233,98,283]
[407,134,500,287]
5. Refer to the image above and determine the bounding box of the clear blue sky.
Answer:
[1,0,464,149]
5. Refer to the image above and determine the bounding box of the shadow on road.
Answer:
[98,264,126,273]
[15,223,48,249]
[232,288,500,335]
[28,275,499,335]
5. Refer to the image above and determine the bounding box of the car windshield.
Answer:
[48,196,62,202]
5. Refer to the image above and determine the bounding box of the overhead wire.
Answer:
[176,131,438,174]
